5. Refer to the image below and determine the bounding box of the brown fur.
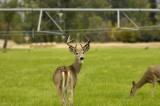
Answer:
[53,56,83,106]
[53,58,82,90]
[130,64,160,97]
[53,36,90,106]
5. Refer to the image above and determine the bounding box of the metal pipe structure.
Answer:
[0,8,160,34]
[0,8,160,12]
[117,10,120,29]
[37,10,43,31]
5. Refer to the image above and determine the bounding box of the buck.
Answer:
[53,36,90,106]
[130,64,160,97]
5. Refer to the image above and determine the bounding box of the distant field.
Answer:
[0,48,160,106]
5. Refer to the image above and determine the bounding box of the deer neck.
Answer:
[69,57,82,76]
[135,78,146,90]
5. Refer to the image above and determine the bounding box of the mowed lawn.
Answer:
[0,48,160,106]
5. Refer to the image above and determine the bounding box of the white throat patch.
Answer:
[79,60,83,63]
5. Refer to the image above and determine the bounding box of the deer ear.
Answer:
[132,81,136,86]
[69,46,76,54]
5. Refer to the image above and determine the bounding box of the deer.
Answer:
[53,36,90,106]
[130,64,160,97]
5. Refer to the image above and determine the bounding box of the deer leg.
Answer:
[63,89,67,106]
[69,87,74,106]
[57,86,65,106]
[68,78,74,106]
[151,81,156,97]
[151,76,157,97]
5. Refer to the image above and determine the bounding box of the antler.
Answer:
[67,35,74,47]
[81,36,90,52]
[84,36,90,45]
[67,35,77,53]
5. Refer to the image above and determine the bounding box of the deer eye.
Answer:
[76,52,78,55]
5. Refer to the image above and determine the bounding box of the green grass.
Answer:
[0,48,160,106]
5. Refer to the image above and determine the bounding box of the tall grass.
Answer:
[0,48,160,106]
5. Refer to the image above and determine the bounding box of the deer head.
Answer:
[67,35,90,63]
[130,81,137,97]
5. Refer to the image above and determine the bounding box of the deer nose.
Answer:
[80,57,84,60]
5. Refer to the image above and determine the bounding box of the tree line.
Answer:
[0,0,160,49]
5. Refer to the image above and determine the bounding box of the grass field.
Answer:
[0,48,160,106]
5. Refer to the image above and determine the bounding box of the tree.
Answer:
[1,1,18,52]
[0,0,159,43]
[148,0,157,24]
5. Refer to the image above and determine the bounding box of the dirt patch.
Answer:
[90,42,160,48]
[0,40,18,49]
[49,42,160,48]
[0,40,160,49]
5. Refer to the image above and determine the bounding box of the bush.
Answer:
[10,35,26,44]
[117,31,140,42]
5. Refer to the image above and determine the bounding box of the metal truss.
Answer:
[0,8,160,34]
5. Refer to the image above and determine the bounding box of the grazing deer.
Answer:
[130,64,160,97]
[53,36,90,106]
